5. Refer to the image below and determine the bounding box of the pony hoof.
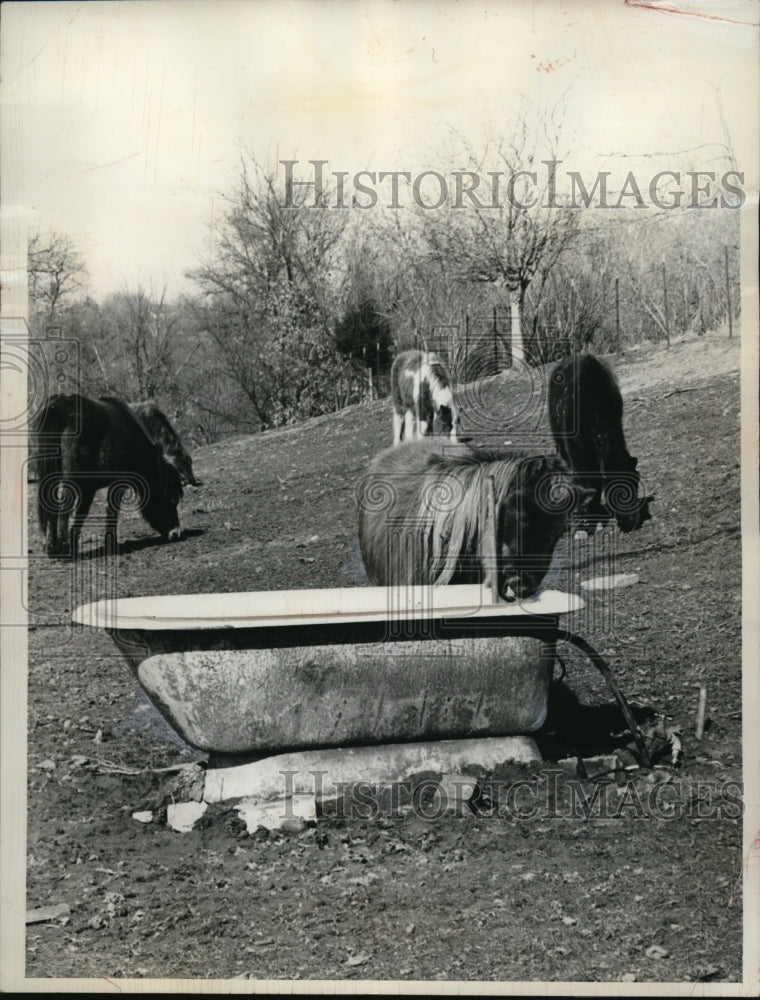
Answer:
[168,528,182,542]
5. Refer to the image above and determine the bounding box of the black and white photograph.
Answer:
[1,0,758,992]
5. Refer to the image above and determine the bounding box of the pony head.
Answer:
[493,456,583,599]
[435,403,460,441]
[143,457,184,541]
[602,457,654,533]
[170,450,201,488]
[611,491,655,533]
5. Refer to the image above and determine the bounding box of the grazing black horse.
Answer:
[130,400,200,487]
[548,353,653,533]
[35,394,184,558]
[357,439,587,600]
[391,349,460,445]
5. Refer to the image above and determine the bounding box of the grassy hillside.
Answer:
[25,328,744,983]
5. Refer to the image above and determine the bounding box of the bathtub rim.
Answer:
[71,584,585,632]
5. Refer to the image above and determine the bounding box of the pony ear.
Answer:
[631,456,638,469]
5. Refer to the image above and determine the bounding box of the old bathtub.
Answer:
[72,585,584,757]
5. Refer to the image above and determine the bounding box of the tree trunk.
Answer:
[509,287,525,365]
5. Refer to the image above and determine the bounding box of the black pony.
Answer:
[357,439,586,600]
[548,354,653,533]
[130,400,200,487]
[35,394,184,558]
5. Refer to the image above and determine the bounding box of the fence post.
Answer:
[662,262,670,349]
[493,306,498,373]
[464,312,469,382]
[725,244,733,339]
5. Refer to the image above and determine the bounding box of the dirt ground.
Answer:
[24,329,744,986]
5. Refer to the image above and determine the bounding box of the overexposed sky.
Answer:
[1,0,758,298]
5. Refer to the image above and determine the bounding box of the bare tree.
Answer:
[188,155,349,429]
[105,286,180,399]
[28,231,88,323]
[414,109,580,365]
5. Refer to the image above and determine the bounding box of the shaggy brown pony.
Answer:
[357,439,586,600]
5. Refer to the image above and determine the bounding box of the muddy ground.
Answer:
[24,330,744,986]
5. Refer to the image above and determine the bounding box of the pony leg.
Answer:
[403,410,416,441]
[417,418,429,438]
[104,490,122,557]
[69,487,95,560]
[45,510,63,557]
[450,404,460,442]
[392,409,404,445]
[54,491,72,557]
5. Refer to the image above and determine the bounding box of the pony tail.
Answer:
[34,398,69,531]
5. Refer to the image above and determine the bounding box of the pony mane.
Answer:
[135,401,189,448]
[419,453,518,585]
[100,397,159,451]
[416,449,565,584]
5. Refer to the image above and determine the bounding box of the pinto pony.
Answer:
[390,349,460,445]
[548,353,653,533]
[130,400,200,487]
[357,439,585,600]
[35,394,184,558]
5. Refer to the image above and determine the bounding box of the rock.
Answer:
[346,952,371,967]
[25,903,70,925]
[131,810,154,824]
[160,764,206,806]
[235,794,316,833]
[645,944,669,959]
[581,573,640,591]
[558,754,619,774]
[433,772,478,813]
[695,963,722,981]
[204,737,542,805]
[166,800,208,833]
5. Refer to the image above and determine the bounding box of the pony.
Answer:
[390,349,460,445]
[548,353,653,533]
[35,394,184,558]
[357,439,588,600]
[130,400,201,487]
